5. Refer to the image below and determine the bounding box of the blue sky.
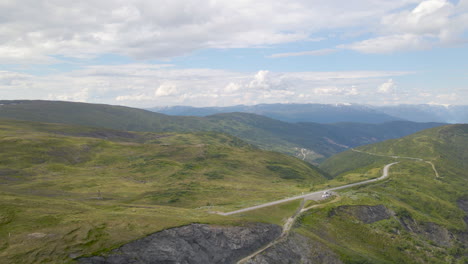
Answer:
[0,0,467,107]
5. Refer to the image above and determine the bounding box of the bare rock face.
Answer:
[329,204,393,224]
[78,223,281,264]
[245,232,343,264]
[399,217,455,247]
[458,199,468,211]
[456,199,468,247]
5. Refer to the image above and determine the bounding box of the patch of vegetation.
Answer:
[297,124,468,263]
[0,118,327,263]
[0,100,443,163]
[266,164,304,180]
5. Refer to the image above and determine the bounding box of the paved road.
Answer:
[352,149,439,178]
[219,162,399,216]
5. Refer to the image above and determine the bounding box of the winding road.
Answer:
[219,162,399,216]
[351,149,440,178]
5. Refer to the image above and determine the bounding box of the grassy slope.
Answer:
[301,125,468,263]
[0,100,443,163]
[0,119,327,263]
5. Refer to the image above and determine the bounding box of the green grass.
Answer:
[298,125,468,263]
[0,114,463,263]
[0,100,443,163]
[234,200,302,226]
[0,119,328,263]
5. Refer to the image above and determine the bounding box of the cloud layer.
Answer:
[0,1,466,107]
[4,64,462,107]
[341,0,468,53]
[3,0,466,64]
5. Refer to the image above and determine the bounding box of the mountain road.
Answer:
[219,162,399,216]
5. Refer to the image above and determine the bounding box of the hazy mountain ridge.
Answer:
[0,100,444,163]
[149,103,403,124]
[149,103,468,124]
[377,104,468,123]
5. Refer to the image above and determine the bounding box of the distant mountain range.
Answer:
[149,103,468,124]
[0,100,444,163]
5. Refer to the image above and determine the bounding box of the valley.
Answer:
[3,1,467,263]
[0,102,466,263]
[0,100,444,163]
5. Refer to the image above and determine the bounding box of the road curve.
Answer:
[219,162,399,216]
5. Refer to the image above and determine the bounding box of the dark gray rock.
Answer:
[78,223,281,264]
[329,204,393,224]
[456,199,468,247]
[245,232,343,264]
[399,216,454,247]
[457,199,468,213]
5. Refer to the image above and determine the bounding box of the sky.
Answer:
[0,0,467,107]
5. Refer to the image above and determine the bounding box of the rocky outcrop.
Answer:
[458,199,468,212]
[456,199,468,247]
[245,232,343,264]
[329,204,393,224]
[399,217,454,247]
[78,223,281,264]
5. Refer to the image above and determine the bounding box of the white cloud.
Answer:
[342,0,468,53]
[155,83,178,97]
[348,86,359,96]
[0,0,436,63]
[314,86,359,96]
[378,79,396,93]
[115,94,151,102]
[0,65,425,107]
[248,70,271,90]
[48,88,90,102]
[268,49,336,58]
[224,82,241,93]
[381,0,454,35]
[341,34,431,53]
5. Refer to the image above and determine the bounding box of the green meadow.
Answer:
[0,119,326,263]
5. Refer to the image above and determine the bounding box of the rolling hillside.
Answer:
[0,114,465,263]
[0,100,444,163]
[0,118,327,263]
[283,124,468,263]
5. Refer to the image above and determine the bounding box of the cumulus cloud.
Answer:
[155,83,178,97]
[382,0,454,35]
[0,65,424,106]
[342,0,468,53]
[0,0,440,63]
[378,79,396,93]
[248,70,271,90]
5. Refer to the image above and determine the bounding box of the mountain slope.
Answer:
[150,103,403,123]
[150,103,468,124]
[0,100,213,132]
[0,118,327,263]
[286,125,468,263]
[0,100,444,163]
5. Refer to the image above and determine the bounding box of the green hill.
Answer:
[0,100,444,163]
[288,125,468,263]
[0,109,465,263]
[0,118,327,263]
